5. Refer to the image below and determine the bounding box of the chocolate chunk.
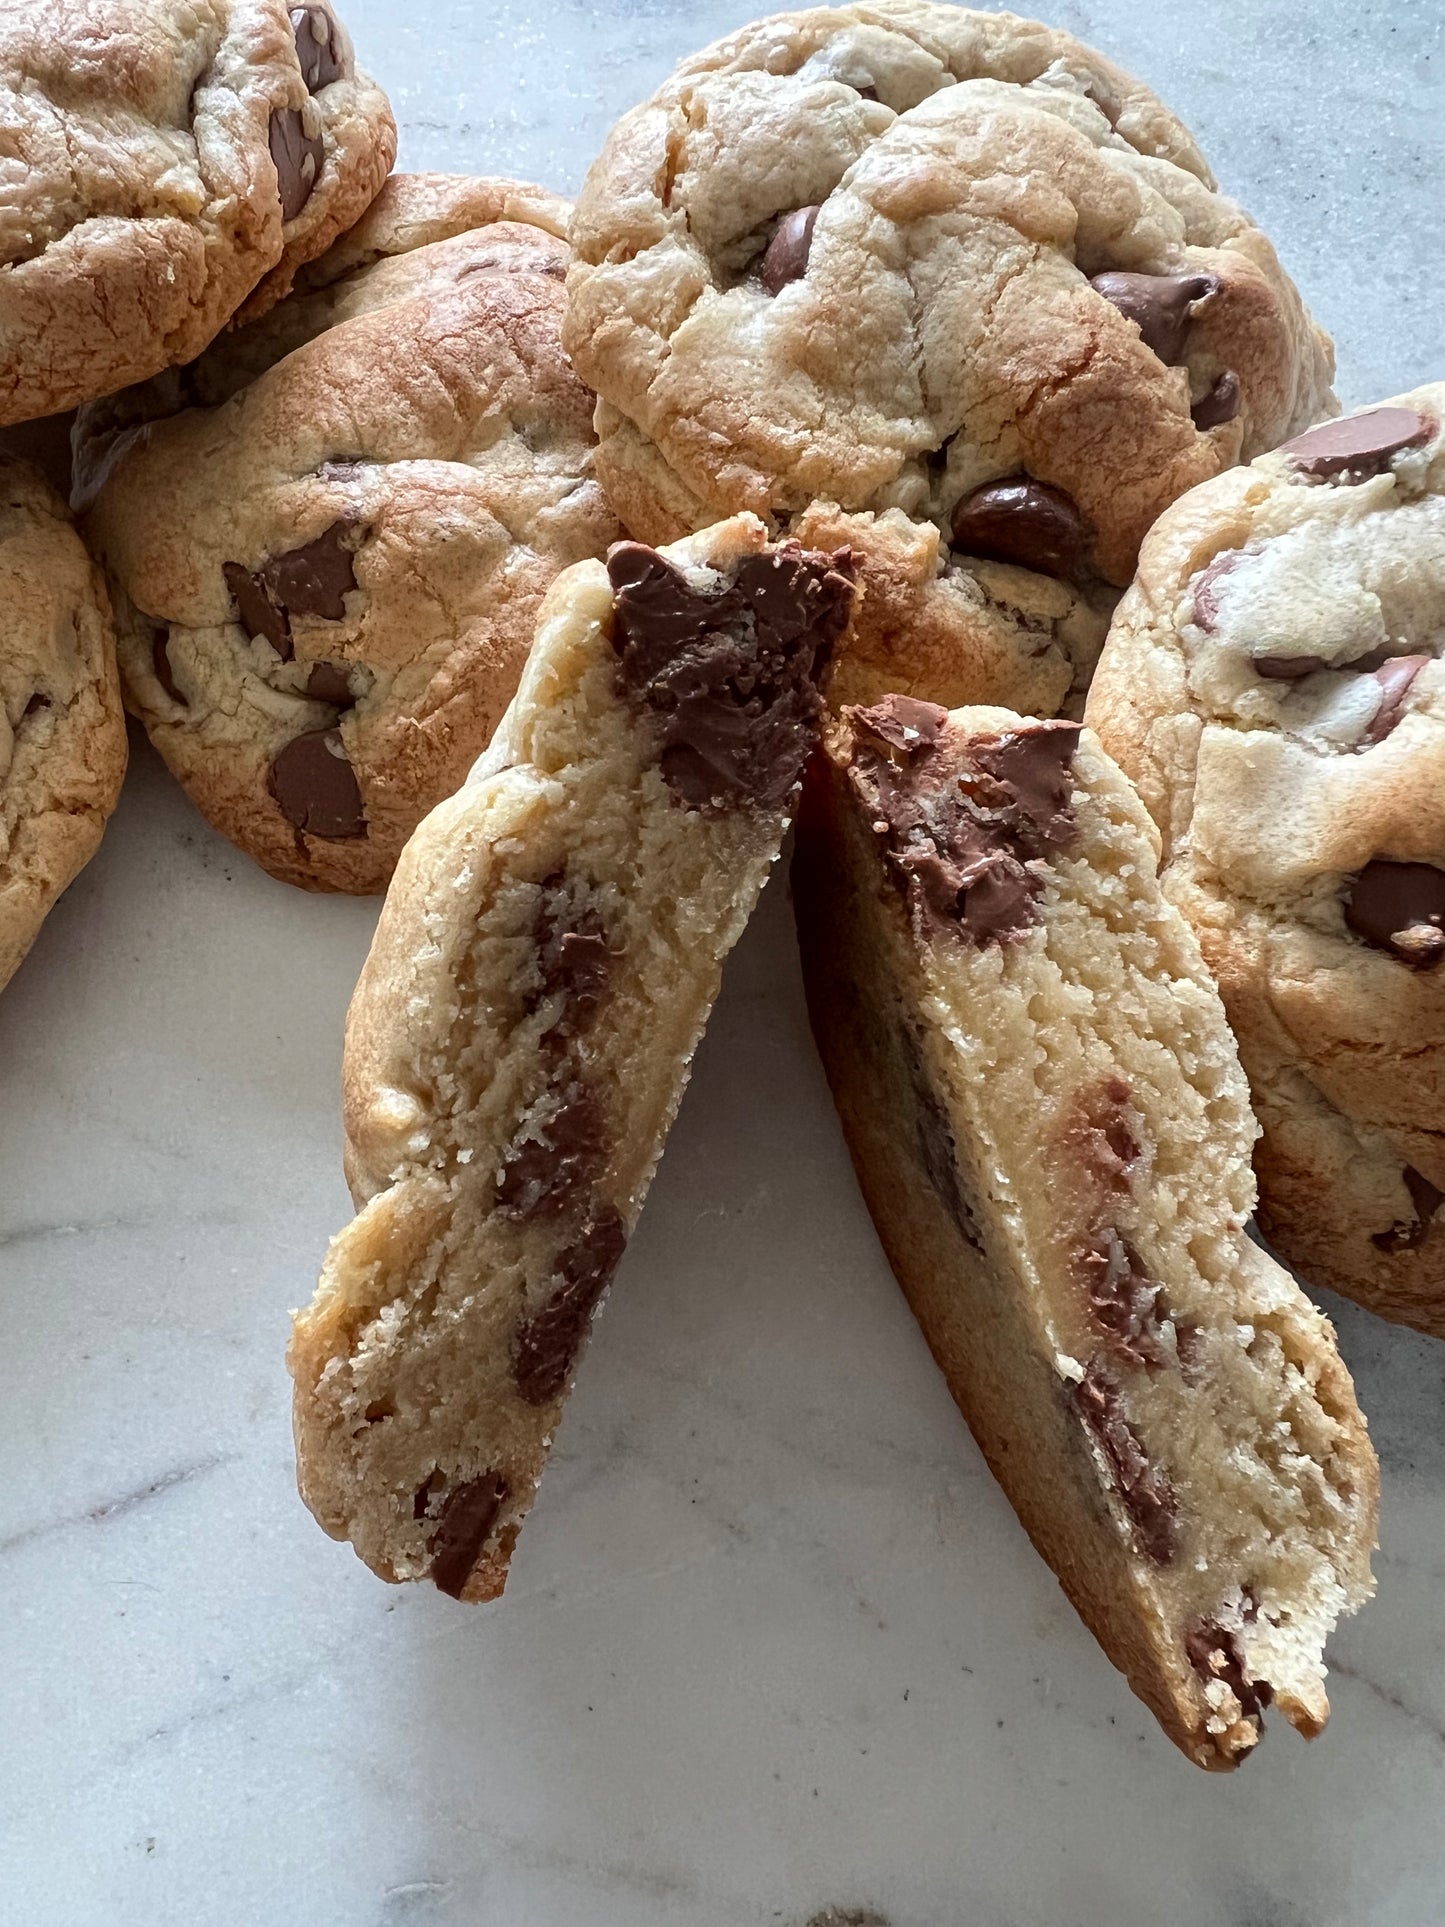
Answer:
[226,523,357,659]
[1372,1167,1445,1254]
[1076,1229,1168,1369]
[606,540,854,814]
[268,727,365,838]
[1186,1621,1272,1720]
[1064,1077,1141,1194]
[1073,1367,1179,1562]
[1281,408,1433,480]
[497,1084,608,1221]
[847,711,1080,946]
[760,205,821,294]
[1344,860,1445,967]
[224,559,291,657]
[152,631,187,705]
[1253,654,1331,680]
[291,5,342,91]
[531,894,613,1022]
[1192,369,1240,430]
[269,107,324,223]
[426,1473,509,1599]
[1089,269,1219,364]
[514,1204,628,1406]
[852,693,947,761]
[1191,550,1243,631]
[1362,655,1428,746]
[305,660,355,706]
[950,480,1090,582]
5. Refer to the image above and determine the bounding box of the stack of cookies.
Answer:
[7,0,1438,1772]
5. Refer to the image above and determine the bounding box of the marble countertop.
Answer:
[4,4,1444,1924]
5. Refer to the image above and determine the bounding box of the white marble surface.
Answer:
[4,4,1445,1923]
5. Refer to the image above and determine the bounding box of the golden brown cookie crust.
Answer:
[0,0,395,425]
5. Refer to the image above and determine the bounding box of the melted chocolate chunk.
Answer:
[1089,269,1219,364]
[847,702,1081,946]
[606,540,854,814]
[426,1473,509,1599]
[1344,860,1445,967]
[291,5,342,91]
[1191,550,1243,631]
[269,106,324,223]
[152,631,187,705]
[1186,1621,1272,1720]
[1076,1229,1168,1369]
[950,480,1090,581]
[1064,1077,1141,1195]
[1073,1367,1179,1562]
[226,522,357,658]
[1362,656,1428,746]
[1372,1167,1445,1254]
[1281,408,1433,480]
[268,727,365,838]
[760,206,820,294]
[305,660,355,707]
[531,895,613,1022]
[1253,654,1330,680]
[1192,370,1240,430]
[514,1204,629,1406]
[496,1084,608,1221]
[852,694,947,759]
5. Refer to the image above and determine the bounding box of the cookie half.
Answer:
[793,696,1376,1767]
[0,1,395,425]
[0,459,128,990]
[566,0,1335,716]
[1086,384,1445,1336]
[290,516,855,1598]
[81,174,620,893]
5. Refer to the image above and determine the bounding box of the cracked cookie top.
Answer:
[566,1,1335,589]
[0,0,395,424]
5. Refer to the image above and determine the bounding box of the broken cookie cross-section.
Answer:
[793,695,1377,1767]
[289,514,855,1599]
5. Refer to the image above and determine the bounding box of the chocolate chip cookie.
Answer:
[290,516,856,1597]
[794,696,1376,1766]
[79,173,619,893]
[565,1,1335,717]
[1086,385,1445,1338]
[0,2,395,428]
[0,459,128,990]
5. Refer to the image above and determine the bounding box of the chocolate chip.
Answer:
[606,540,854,814]
[1089,269,1219,365]
[950,480,1090,582]
[305,661,355,706]
[531,894,613,1022]
[412,1469,445,1520]
[1192,370,1240,430]
[1076,1229,1168,1369]
[1344,860,1445,967]
[1281,408,1433,480]
[152,632,187,705]
[1372,1167,1444,1254]
[514,1205,628,1406]
[963,722,1081,853]
[852,693,947,761]
[426,1473,509,1598]
[269,107,324,223]
[1064,1077,1141,1195]
[226,523,357,659]
[1073,1367,1179,1562]
[290,5,342,91]
[496,1084,608,1221]
[1192,551,1246,632]
[1186,1621,1272,1721]
[1253,654,1331,680]
[268,727,365,838]
[1362,656,1428,746]
[760,206,820,295]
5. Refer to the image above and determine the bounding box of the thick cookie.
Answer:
[80,175,620,893]
[1086,385,1445,1337]
[0,1,395,425]
[290,516,855,1598]
[0,460,128,990]
[566,1,1335,717]
[794,697,1376,1767]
